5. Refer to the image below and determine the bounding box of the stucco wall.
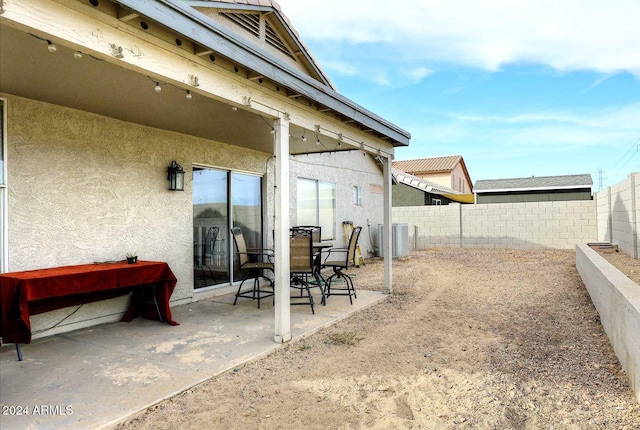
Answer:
[4,94,269,336]
[451,163,471,193]
[285,152,384,258]
[417,172,451,190]
[393,200,597,250]
[595,173,639,258]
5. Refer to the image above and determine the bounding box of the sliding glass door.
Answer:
[193,166,262,289]
[231,173,263,281]
[193,168,229,288]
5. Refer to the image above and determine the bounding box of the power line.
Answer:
[610,136,640,170]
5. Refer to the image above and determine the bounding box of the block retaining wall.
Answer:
[576,244,640,402]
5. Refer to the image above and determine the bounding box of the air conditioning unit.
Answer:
[377,223,409,258]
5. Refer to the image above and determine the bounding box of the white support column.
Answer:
[273,117,291,343]
[382,155,393,294]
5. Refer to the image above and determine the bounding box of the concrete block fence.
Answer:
[595,173,640,258]
[392,200,597,250]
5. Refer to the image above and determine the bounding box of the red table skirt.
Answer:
[0,260,178,345]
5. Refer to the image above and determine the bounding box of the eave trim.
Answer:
[115,0,410,146]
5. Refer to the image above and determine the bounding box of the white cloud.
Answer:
[408,67,433,83]
[321,60,359,76]
[276,0,640,76]
[447,103,640,131]
[398,103,640,183]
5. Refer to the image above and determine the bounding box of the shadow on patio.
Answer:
[0,290,387,430]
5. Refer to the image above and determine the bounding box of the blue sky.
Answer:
[275,0,640,190]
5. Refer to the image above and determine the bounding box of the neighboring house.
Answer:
[0,0,410,343]
[474,174,593,203]
[392,155,473,194]
[392,168,473,206]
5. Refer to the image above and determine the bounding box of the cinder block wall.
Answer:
[393,200,597,250]
[595,173,639,258]
[576,244,640,402]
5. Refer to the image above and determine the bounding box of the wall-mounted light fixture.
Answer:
[167,160,185,191]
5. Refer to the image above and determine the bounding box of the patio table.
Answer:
[0,260,178,359]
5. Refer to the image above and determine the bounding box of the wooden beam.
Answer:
[194,46,214,57]
[117,5,139,22]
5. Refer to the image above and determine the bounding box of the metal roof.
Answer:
[474,174,593,193]
[115,0,410,146]
[393,155,463,174]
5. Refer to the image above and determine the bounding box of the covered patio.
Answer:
[0,288,387,429]
[0,0,409,344]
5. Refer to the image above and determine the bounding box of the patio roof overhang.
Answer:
[0,0,409,157]
[115,0,411,148]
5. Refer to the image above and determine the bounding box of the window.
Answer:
[297,178,336,240]
[352,186,362,207]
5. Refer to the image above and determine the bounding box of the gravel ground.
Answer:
[120,248,640,430]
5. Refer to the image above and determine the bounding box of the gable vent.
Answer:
[221,12,260,38]
[265,21,295,60]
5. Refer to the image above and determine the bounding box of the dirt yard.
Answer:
[120,248,640,429]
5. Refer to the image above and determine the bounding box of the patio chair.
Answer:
[291,226,326,304]
[231,227,274,308]
[289,229,316,314]
[321,226,362,304]
[293,225,322,243]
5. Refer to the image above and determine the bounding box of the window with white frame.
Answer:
[296,178,336,240]
[352,185,362,207]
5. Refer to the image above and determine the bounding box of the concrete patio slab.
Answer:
[0,290,387,430]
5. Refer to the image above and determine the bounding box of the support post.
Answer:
[382,155,393,294]
[273,117,291,343]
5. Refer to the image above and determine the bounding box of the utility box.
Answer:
[377,223,409,258]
